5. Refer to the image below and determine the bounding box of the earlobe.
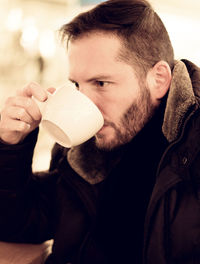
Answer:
[147,61,172,102]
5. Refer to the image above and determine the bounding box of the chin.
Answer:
[95,135,111,150]
[94,136,122,151]
[95,125,129,150]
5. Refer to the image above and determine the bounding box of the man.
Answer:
[0,0,200,263]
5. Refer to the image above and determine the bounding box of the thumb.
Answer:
[47,87,56,94]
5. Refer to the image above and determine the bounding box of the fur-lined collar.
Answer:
[67,60,199,184]
[162,60,197,142]
[67,139,123,184]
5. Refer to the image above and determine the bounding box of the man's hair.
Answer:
[60,0,174,76]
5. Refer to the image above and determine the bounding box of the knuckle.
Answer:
[29,81,38,86]
[16,88,22,95]
[18,108,26,119]
[25,97,33,108]
[17,122,27,132]
[5,96,14,105]
[23,81,35,89]
[26,81,39,91]
[18,82,39,97]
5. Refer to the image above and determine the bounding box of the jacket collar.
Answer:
[67,138,123,184]
[162,60,198,142]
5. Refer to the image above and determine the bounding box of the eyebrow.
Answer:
[69,74,113,84]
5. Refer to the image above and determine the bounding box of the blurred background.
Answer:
[0,0,199,171]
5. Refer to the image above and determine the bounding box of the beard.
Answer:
[95,85,157,151]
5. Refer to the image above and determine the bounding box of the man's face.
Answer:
[68,32,157,150]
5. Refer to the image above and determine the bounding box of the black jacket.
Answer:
[0,60,200,264]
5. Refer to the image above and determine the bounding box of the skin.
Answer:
[0,31,171,148]
[67,32,169,150]
[0,84,54,145]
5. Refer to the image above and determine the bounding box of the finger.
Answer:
[6,106,35,124]
[1,119,30,133]
[47,87,56,94]
[5,96,42,121]
[18,82,48,102]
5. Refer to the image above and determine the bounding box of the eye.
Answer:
[95,81,110,88]
[72,81,79,89]
[75,82,79,89]
[97,81,105,87]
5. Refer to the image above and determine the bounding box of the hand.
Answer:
[0,82,49,145]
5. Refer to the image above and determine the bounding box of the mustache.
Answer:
[104,120,116,128]
[103,120,122,134]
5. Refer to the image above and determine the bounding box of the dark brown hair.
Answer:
[60,0,174,75]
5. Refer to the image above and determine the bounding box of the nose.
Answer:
[79,85,96,105]
[79,85,102,114]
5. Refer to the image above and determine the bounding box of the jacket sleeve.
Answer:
[0,128,60,243]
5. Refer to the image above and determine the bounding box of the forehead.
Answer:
[68,31,122,53]
[67,32,128,78]
[68,32,123,63]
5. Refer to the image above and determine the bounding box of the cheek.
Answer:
[94,91,136,120]
[98,100,125,122]
[93,94,111,115]
[97,104,110,118]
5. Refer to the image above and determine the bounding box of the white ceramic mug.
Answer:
[35,83,104,148]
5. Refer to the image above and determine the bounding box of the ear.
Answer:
[146,60,172,103]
